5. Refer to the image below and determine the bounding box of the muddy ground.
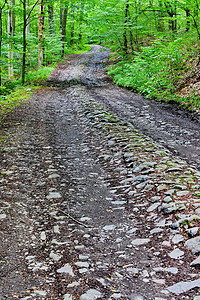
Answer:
[0,46,200,300]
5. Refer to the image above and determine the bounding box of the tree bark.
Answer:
[61,6,68,57]
[123,0,129,55]
[22,0,26,85]
[0,7,2,86]
[8,0,15,80]
[48,0,54,34]
[38,0,45,68]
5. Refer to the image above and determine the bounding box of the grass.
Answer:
[108,33,200,113]
[0,44,91,124]
[0,86,40,124]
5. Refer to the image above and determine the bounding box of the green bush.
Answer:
[108,33,200,110]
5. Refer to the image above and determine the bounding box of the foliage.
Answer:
[108,33,200,111]
[0,0,200,112]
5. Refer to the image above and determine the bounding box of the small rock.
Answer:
[150,228,163,235]
[132,238,150,246]
[0,214,6,220]
[63,294,73,300]
[187,227,199,237]
[67,281,80,288]
[165,189,175,196]
[130,294,144,300]
[50,251,62,261]
[147,203,160,212]
[80,289,102,300]
[34,290,47,296]
[47,192,61,199]
[190,256,200,267]
[103,225,116,231]
[185,236,200,254]
[153,279,165,285]
[40,232,46,241]
[53,225,60,234]
[57,264,74,276]
[163,196,172,203]
[149,196,160,203]
[157,185,167,192]
[168,248,184,259]
[48,173,60,179]
[176,191,190,197]
[75,261,89,268]
[164,278,200,295]
[172,234,184,244]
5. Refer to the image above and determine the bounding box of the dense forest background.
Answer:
[0,0,200,114]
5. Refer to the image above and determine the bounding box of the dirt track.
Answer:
[0,46,200,299]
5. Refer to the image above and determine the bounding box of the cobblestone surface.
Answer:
[0,46,200,299]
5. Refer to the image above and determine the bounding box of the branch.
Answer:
[57,209,91,228]
[26,0,40,22]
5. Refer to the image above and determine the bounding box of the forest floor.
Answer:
[0,46,200,299]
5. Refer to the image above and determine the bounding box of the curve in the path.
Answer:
[48,46,200,169]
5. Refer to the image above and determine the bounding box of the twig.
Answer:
[57,209,90,228]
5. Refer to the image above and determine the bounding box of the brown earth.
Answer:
[0,45,200,300]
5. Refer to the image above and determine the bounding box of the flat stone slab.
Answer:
[75,261,89,268]
[46,192,62,199]
[172,234,184,244]
[57,264,74,276]
[80,289,102,299]
[0,214,6,220]
[190,256,200,267]
[164,278,200,295]
[103,225,116,231]
[168,248,184,259]
[132,238,151,246]
[185,236,200,254]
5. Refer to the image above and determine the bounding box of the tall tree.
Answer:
[60,1,68,57]
[8,0,15,80]
[38,0,45,68]
[0,0,7,85]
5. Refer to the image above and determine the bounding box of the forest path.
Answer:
[0,46,200,299]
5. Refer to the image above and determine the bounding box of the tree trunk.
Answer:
[70,20,74,45]
[8,0,15,80]
[185,9,190,32]
[0,7,2,86]
[26,0,30,35]
[38,0,45,68]
[48,1,54,34]
[123,0,129,55]
[158,1,165,31]
[61,6,68,57]
[22,0,26,85]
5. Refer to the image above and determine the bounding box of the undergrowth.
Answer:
[108,34,200,112]
[0,45,91,124]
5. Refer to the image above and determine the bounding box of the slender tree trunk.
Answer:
[0,7,2,86]
[48,0,54,34]
[26,0,30,35]
[123,0,129,54]
[186,9,190,32]
[158,1,165,31]
[60,2,63,35]
[8,0,15,80]
[38,0,45,68]
[22,0,26,85]
[61,6,68,57]
[70,20,74,45]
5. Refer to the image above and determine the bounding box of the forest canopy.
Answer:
[0,0,200,110]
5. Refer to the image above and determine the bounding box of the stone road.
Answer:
[0,47,200,299]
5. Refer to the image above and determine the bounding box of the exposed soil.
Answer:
[49,45,200,170]
[0,45,200,300]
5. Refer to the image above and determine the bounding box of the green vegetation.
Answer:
[0,0,200,117]
[108,34,200,111]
